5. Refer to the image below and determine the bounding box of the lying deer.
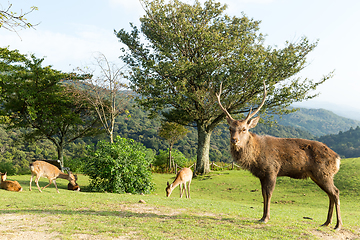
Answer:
[216,80,342,230]
[68,174,81,191]
[166,168,192,198]
[29,160,78,193]
[0,172,23,192]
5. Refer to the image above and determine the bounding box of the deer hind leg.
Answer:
[183,182,188,198]
[311,176,342,230]
[259,176,277,223]
[41,178,54,190]
[187,181,191,199]
[179,183,184,198]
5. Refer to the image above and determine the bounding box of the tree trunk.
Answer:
[57,143,64,170]
[110,130,114,144]
[168,145,173,169]
[196,124,212,174]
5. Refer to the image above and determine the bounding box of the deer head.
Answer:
[216,80,267,148]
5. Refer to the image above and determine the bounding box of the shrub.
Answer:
[83,136,154,194]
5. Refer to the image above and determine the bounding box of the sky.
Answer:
[1,0,360,117]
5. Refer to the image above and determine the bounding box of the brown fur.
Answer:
[166,168,192,198]
[67,174,80,191]
[29,160,77,193]
[217,81,342,230]
[0,172,23,192]
[225,113,342,230]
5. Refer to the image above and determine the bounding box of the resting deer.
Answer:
[166,168,192,198]
[216,80,342,230]
[29,160,77,193]
[68,174,81,191]
[0,172,23,192]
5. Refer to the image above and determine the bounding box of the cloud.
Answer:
[0,26,122,72]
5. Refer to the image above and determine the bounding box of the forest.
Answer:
[1,95,359,175]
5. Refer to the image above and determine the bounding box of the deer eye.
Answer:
[242,128,247,132]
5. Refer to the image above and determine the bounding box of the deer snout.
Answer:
[231,138,238,144]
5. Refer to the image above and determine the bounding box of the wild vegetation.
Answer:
[318,126,360,158]
[1,99,360,175]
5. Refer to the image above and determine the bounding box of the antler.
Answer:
[216,82,235,121]
[216,80,267,122]
[244,80,267,122]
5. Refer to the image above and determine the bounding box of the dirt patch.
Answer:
[0,214,61,240]
[311,229,360,240]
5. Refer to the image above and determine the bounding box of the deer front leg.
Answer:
[35,177,42,192]
[259,176,276,223]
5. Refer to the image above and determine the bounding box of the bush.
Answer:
[83,136,154,194]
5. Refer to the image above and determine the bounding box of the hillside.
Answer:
[275,108,360,136]
[317,126,360,158]
[2,99,360,175]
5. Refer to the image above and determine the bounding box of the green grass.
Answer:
[1,158,360,239]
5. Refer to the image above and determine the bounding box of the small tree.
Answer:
[84,136,154,194]
[0,47,103,167]
[75,52,130,144]
[158,121,189,169]
[153,148,190,173]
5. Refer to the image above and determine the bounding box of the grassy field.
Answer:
[1,158,360,239]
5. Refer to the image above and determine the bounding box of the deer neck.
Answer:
[57,172,71,181]
[170,177,185,190]
[231,132,259,170]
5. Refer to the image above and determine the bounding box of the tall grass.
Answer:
[0,158,359,239]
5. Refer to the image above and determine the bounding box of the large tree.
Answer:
[0,47,103,167]
[115,0,331,174]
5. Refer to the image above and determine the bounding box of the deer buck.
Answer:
[29,160,78,193]
[0,172,23,192]
[166,168,193,198]
[216,80,342,230]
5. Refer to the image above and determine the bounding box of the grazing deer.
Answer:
[29,160,77,193]
[0,172,23,192]
[166,168,192,198]
[216,80,342,230]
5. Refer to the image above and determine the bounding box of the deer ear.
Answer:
[167,181,170,186]
[248,116,260,129]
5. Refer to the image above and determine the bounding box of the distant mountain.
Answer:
[293,101,360,121]
[275,108,360,137]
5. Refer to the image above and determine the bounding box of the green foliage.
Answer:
[317,126,360,158]
[0,47,103,165]
[153,148,192,172]
[158,121,189,148]
[83,136,154,194]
